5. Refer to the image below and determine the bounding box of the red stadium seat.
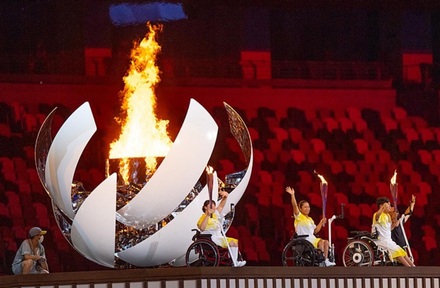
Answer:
[410,116,428,129]
[338,117,353,133]
[382,117,398,132]
[287,127,303,142]
[419,128,434,144]
[310,138,326,154]
[346,107,362,121]
[291,149,306,164]
[323,117,339,132]
[391,107,407,121]
[353,139,368,155]
[353,118,368,134]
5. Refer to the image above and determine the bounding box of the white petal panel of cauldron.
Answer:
[44,102,97,220]
[71,173,117,268]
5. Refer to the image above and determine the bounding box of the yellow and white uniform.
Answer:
[372,212,407,259]
[294,212,321,248]
[197,211,238,248]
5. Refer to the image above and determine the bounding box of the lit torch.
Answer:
[314,170,328,225]
[206,166,214,203]
[390,170,398,209]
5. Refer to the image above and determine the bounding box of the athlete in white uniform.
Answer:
[372,197,415,267]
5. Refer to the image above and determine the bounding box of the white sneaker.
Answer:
[324,259,336,267]
[235,260,246,267]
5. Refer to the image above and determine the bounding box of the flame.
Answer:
[109,23,172,183]
[314,170,327,184]
[206,166,214,174]
[390,169,397,185]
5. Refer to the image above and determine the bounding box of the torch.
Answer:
[390,170,398,210]
[206,166,214,203]
[314,170,328,226]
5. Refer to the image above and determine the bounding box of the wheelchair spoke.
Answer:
[186,239,220,267]
[342,239,374,267]
[282,238,316,266]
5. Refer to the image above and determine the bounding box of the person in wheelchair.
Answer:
[197,190,246,267]
[372,197,415,267]
[285,186,336,267]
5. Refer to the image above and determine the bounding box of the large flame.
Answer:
[109,23,172,183]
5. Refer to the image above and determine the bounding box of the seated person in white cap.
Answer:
[12,227,49,274]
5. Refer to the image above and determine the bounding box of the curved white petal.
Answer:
[45,102,97,219]
[71,174,117,268]
[117,99,218,229]
[116,183,210,267]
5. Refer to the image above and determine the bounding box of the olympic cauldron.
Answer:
[34,99,253,268]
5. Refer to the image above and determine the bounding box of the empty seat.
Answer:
[418,149,432,165]
[375,182,389,195]
[398,160,413,175]
[403,128,420,143]
[338,117,353,133]
[353,139,368,154]
[310,138,326,154]
[330,160,343,174]
[287,128,303,142]
[346,107,362,121]
[342,160,357,175]
[364,151,377,163]
[382,117,398,132]
[290,150,306,164]
[273,127,288,142]
[323,117,339,132]
[353,118,368,133]
[419,128,435,144]
[391,107,407,121]
[258,170,272,184]
[410,116,428,129]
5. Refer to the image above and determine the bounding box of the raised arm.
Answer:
[375,202,388,221]
[285,186,299,216]
[216,190,228,214]
[402,194,416,222]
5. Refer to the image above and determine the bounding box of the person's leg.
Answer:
[403,255,415,267]
[21,259,34,274]
[318,239,329,258]
[228,239,238,247]
[395,256,412,267]
[319,240,335,266]
[228,238,246,267]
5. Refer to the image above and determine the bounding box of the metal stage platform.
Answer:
[1,266,439,288]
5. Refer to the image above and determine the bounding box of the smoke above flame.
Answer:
[109,23,172,181]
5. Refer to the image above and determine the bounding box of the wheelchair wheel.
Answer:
[186,239,220,267]
[282,239,316,266]
[342,240,374,267]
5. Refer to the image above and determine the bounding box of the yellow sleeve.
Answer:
[197,214,207,228]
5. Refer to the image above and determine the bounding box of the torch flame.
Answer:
[391,169,397,185]
[314,170,327,184]
[109,23,172,183]
[206,166,214,174]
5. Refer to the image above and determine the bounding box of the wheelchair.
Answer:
[185,229,240,267]
[342,231,395,267]
[281,234,326,266]
[282,205,344,267]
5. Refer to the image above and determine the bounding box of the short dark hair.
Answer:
[376,197,390,208]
